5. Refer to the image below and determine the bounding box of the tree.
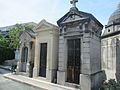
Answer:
[0,34,14,64]
[8,24,35,49]
[0,34,9,48]
[0,23,35,64]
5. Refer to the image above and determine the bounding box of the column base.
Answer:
[26,62,30,77]
[46,69,57,83]
[57,70,66,85]
[33,66,39,77]
[80,70,106,90]
[16,61,22,74]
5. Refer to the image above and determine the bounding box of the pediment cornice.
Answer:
[33,19,58,32]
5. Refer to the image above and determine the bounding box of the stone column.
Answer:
[33,39,40,77]
[26,43,31,77]
[57,36,67,85]
[116,39,120,80]
[80,31,106,90]
[46,33,59,83]
[16,46,22,74]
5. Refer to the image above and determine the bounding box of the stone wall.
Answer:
[101,34,120,80]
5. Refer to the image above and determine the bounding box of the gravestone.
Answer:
[57,0,106,90]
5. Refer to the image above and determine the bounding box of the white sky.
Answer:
[0,0,119,27]
[0,0,68,27]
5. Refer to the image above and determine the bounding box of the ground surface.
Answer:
[0,68,45,90]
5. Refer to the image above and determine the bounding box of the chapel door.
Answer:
[67,39,80,84]
[39,43,47,77]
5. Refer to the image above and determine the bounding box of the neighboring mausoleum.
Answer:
[101,3,120,81]
[16,28,35,77]
[33,20,59,83]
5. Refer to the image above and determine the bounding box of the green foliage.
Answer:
[8,24,24,49]
[8,24,35,49]
[100,79,120,90]
[0,23,35,64]
[0,48,15,64]
[0,34,9,48]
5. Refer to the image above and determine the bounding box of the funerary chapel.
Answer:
[16,0,120,90]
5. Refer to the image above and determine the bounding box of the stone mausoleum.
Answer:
[33,20,59,82]
[16,27,35,77]
[57,0,105,90]
[16,20,59,83]
[101,3,120,81]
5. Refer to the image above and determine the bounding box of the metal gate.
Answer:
[67,39,80,84]
[39,43,47,77]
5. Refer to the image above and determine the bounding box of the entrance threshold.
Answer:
[65,82,80,89]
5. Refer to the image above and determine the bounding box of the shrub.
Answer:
[100,79,120,90]
[0,48,15,64]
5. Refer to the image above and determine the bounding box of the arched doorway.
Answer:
[21,47,28,72]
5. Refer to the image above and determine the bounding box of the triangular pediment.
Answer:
[20,31,32,41]
[62,13,85,23]
[57,8,103,28]
[39,24,51,29]
[36,23,51,30]
[33,19,58,32]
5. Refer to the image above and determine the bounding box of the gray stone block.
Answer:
[57,71,66,85]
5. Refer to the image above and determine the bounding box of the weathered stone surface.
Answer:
[80,71,106,90]
[57,1,105,90]
[16,29,35,76]
[101,3,120,81]
[33,20,59,83]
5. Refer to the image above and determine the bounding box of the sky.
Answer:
[0,0,119,27]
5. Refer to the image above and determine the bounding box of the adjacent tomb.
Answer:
[33,20,59,82]
[16,28,35,77]
[101,3,120,80]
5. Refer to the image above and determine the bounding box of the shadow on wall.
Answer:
[116,38,120,81]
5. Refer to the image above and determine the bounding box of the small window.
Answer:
[108,29,110,32]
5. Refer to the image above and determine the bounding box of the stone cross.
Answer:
[70,0,78,7]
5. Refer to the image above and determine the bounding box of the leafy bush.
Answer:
[0,24,35,64]
[8,24,35,49]
[100,79,120,90]
[0,48,15,64]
